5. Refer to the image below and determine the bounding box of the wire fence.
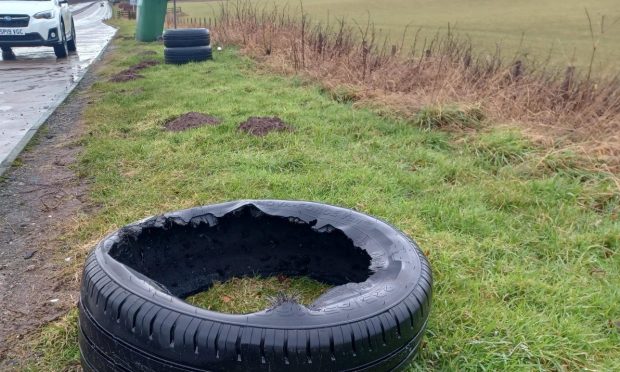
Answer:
[165,15,216,29]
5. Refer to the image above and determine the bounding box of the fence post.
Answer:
[173,0,177,29]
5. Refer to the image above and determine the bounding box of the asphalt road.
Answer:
[0,1,116,175]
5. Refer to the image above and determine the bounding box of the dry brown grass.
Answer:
[167,1,620,171]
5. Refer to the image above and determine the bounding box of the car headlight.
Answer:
[33,10,56,19]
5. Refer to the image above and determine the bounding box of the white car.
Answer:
[0,0,76,58]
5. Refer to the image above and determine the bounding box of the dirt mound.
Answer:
[109,59,160,83]
[164,112,222,132]
[130,59,160,70]
[109,72,144,82]
[238,116,292,136]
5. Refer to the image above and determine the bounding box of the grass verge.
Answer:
[23,19,620,371]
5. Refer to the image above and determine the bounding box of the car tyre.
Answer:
[164,45,212,64]
[54,22,68,58]
[78,200,433,371]
[163,28,210,48]
[67,18,77,52]
[1,47,15,60]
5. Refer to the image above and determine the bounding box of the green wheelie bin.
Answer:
[136,0,168,42]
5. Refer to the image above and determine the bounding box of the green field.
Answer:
[175,0,620,71]
[23,19,620,371]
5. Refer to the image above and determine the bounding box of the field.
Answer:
[174,0,620,70]
[17,19,620,370]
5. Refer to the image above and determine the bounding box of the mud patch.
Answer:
[164,112,222,132]
[130,59,160,70]
[109,72,144,82]
[119,87,145,95]
[238,116,293,136]
[109,59,160,83]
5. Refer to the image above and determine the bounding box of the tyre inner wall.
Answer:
[108,205,373,300]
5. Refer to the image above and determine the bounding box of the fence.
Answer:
[116,3,136,19]
[167,7,183,15]
[164,16,216,29]
[116,9,136,19]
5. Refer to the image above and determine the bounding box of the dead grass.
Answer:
[170,0,620,171]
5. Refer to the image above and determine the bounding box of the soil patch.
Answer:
[164,112,222,132]
[109,59,160,83]
[238,116,293,136]
[130,59,160,70]
[109,72,144,82]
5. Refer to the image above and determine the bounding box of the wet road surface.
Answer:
[0,1,116,174]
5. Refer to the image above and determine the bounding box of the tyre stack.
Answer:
[163,28,212,65]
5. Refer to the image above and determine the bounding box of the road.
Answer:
[0,1,116,175]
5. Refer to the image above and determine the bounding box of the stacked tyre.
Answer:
[163,28,212,65]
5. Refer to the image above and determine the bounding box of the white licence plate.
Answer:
[0,28,25,36]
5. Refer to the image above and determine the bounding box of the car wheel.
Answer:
[53,22,68,58]
[78,200,433,371]
[1,47,15,60]
[67,19,77,52]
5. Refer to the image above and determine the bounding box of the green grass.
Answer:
[175,0,620,70]
[26,310,80,371]
[186,276,332,314]
[25,19,620,370]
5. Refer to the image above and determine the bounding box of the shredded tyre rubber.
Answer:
[78,200,432,371]
[238,117,293,136]
[164,112,222,132]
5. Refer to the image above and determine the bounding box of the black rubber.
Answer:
[78,200,432,371]
[163,28,210,48]
[53,22,68,58]
[164,46,212,65]
[1,47,15,60]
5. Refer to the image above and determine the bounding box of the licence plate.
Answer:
[0,28,25,36]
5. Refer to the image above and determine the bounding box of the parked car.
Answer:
[0,0,76,58]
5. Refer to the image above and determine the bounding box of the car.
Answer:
[0,0,76,59]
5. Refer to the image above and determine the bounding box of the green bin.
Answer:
[136,0,168,42]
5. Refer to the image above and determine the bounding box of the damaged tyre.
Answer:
[79,200,432,371]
